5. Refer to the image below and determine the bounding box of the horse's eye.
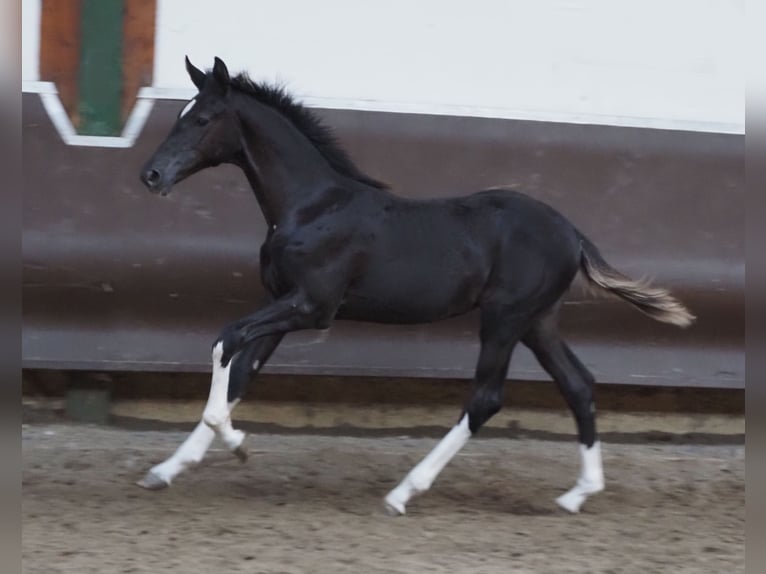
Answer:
[196,116,210,127]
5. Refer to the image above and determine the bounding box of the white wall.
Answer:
[19,0,744,133]
[22,0,41,82]
[153,0,744,133]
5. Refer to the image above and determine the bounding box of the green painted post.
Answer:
[66,388,112,425]
[78,0,124,136]
[65,373,113,425]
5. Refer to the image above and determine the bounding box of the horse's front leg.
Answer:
[137,334,283,490]
[202,293,334,443]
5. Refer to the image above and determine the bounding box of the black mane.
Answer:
[229,73,388,190]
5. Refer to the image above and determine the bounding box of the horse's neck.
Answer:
[235,97,338,226]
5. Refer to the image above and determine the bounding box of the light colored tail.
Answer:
[578,234,695,328]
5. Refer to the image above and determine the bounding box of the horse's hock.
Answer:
[23,93,744,395]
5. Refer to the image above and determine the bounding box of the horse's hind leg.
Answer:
[522,309,604,513]
[137,334,282,489]
[384,305,530,515]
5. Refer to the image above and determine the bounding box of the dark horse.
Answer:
[138,57,694,515]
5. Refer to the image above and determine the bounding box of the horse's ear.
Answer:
[185,56,206,90]
[212,57,230,94]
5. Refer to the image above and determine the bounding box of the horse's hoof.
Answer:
[383,495,406,517]
[136,471,169,491]
[555,491,583,513]
[556,480,603,513]
[233,436,248,463]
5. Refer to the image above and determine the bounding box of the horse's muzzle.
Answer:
[141,168,161,188]
[140,168,172,196]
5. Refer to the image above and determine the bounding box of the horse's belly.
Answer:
[338,266,486,324]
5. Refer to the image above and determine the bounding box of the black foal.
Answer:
[137,57,694,515]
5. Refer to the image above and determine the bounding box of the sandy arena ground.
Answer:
[22,424,744,574]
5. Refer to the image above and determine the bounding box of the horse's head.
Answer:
[140,56,241,196]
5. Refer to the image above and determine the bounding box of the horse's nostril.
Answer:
[142,168,162,187]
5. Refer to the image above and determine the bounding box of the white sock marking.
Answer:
[384,415,472,514]
[199,343,246,451]
[216,398,246,451]
[148,401,244,484]
[556,441,605,513]
[203,342,231,430]
[148,420,215,484]
[144,344,250,486]
[179,97,197,118]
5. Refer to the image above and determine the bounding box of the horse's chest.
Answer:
[258,231,315,295]
[259,236,293,296]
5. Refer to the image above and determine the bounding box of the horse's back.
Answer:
[456,188,584,304]
[337,186,581,323]
[467,187,583,266]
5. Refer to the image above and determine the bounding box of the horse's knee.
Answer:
[292,297,335,329]
[213,328,242,367]
[465,385,504,433]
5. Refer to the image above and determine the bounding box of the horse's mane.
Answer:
[229,73,388,190]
